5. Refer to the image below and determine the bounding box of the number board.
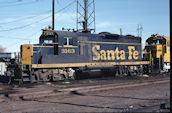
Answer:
[43,30,54,36]
[61,49,75,54]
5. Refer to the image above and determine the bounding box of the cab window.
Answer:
[43,39,53,43]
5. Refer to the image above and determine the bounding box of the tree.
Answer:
[0,45,6,52]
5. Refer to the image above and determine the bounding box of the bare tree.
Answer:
[0,45,6,52]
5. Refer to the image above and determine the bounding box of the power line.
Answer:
[0,0,21,4]
[0,35,31,40]
[56,0,59,4]
[0,0,39,8]
[0,29,41,42]
[0,10,52,25]
[56,0,76,22]
[0,16,50,32]
[0,0,76,32]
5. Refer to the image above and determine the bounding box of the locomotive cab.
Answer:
[40,30,59,55]
[21,30,59,81]
[40,30,58,43]
[143,33,170,73]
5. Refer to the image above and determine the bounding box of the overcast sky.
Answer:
[0,0,169,52]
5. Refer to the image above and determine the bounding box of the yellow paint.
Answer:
[114,48,120,60]
[92,45,139,61]
[92,45,100,60]
[120,50,125,60]
[78,41,141,45]
[156,45,163,58]
[59,46,78,48]
[164,37,170,63]
[33,51,40,53]
[33,46,53,48]
[100,50,107,60]
[42,43,58,44]
[149,51,152,65]
[21,44,33,65]
[61,49,75,53]
[33,45,78,48]
[32,61,149,69]
[107,50,115,60]
[128,46,139,60]
[43,30,54,36]
[143,35,170,66]
[164,46,170,62]
[133,51,139,59]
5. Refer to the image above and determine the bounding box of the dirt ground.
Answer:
[0,80,169,113]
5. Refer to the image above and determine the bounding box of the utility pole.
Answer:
[52,0,55,30]
[120,28,122,35]
[137,24,143,37]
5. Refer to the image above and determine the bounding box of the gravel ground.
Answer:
[0,73,169,96]
[0,79,169,113]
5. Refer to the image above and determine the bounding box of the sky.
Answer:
[0,0,170,52]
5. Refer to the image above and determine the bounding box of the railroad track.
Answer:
[122,101,170,113]
[0,76,169,101]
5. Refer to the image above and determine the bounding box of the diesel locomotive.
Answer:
[20,30,150,82]
[143,33,170,73]
[0,0,170,83]
[0,30,170,83]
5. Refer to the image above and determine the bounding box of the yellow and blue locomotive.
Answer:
[21,30,149,82]
[143,33,170,73]
[0,0,170,83]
